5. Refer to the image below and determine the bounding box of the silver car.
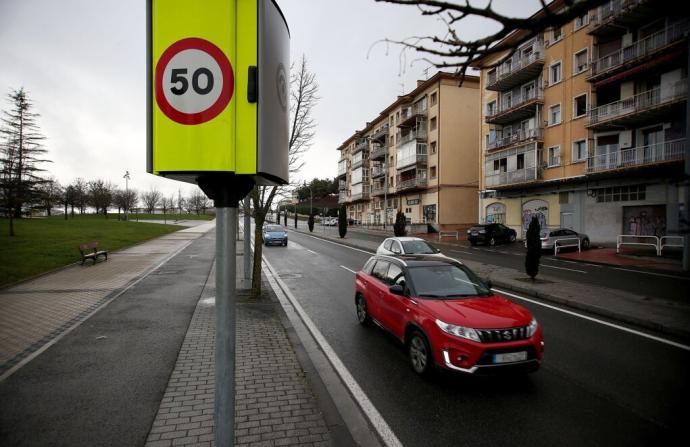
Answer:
[539,228,590,251]
[376,237,446,257]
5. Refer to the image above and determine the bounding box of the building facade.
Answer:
[337,72,480,232]
[474,0,687,243]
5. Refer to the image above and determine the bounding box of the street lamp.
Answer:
[123,170,130,221]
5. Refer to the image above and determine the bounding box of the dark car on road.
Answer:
[467,223,517,246]
[262,224,288,246]
[355,255,544,376]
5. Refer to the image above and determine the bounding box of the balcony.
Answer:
[587,80,687,129]
[371,165,386,178]
[371,124,390,143]
[353,140,368,154]
[486,45,545,92]
[487,127,543,152]
[339,181,347,191]
[589,21,689,82]
[398,104,428,127]
[485,89,543,125]
[371,184,388,196]
[397,142,428,170]
[485,166,541,188]
[586,139,685,173]
[338,192,349,204]
[337,159,347,177]
[397,176,428,192]
[351,152,368,169]
[350,185,370,202]
[397,128,427,145]
[370,143,389,160]
[589,0,653,36]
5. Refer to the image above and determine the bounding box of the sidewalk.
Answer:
[0,220,348,446]
[291,225,690,342]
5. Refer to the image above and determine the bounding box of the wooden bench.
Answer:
[79,242,108,265]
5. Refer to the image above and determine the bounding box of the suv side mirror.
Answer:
[389,284,405,296]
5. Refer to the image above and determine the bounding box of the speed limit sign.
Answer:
[155,37,234,125]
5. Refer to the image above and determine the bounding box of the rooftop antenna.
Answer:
[423,66,431,80]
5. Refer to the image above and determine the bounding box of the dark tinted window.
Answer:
[407,263,491,298]
[371,260,390,282]
[563,229,577,236]
[401,240,439,254]
[264,225,283,232]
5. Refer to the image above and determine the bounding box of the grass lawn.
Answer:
[110,212,214,221]
[0,215,184,288]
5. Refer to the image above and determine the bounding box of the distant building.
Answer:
[472,0,687,242]
[337,72,480,232]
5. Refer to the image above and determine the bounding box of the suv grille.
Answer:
[476,326,530,343]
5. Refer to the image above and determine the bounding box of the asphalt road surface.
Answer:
[263,229,689,447]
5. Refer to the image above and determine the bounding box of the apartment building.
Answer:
[473,0,687,243]
[337,72,480,232]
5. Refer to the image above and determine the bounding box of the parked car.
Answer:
[538,228,590,251]
[376,237,445,257]
[467,223,517,246]
[324,217,338,226]
[262,224,288,246]
[355,255,544,376]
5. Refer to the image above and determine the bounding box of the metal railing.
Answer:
[488,88,544,118]
[397,152,428,170]
[486,45,544,87]
[371,125,389,141]
[660,236,683,255]
[397,177,428,191]
[588,80,687,126]
[438,231,459,242]
[616,234,659,255]
[589,0,643,28]
[370,144,389,159]
[485,166,539,187]
[586,139,686,173]
[397,128,428,145]
[371,165,386,177]
[487,127,543,151]
[554,237,581,255]
[591,21,689,77]
[354,140,368,153]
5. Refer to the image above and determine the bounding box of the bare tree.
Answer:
[142,187,162,214]
[35,177,62,217]
[250,55,319,298]
[177,188,185,215]
[88,179,114,217]
[187,189,207,215]
[161,195,175,223]
[71,178,88,214]
[375,0,608,79]
[0,88,49,235]
[59,183,74,220]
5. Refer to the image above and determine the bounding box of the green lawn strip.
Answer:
[0,215,183,287]
[109,213,214,221]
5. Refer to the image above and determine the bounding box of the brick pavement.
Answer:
[145,261,333,447]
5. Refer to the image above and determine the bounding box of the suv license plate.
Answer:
[493,351,527,364]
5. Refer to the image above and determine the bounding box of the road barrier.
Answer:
[660,236,684,256]
[554,237,580,255]
[438,231,459,241]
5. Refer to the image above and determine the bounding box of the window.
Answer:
[430,141,437,154]
[430,116,437,131]
[487,100,496,116]
[372,260,390,281]
[572,139,587,162]
[573,94,587,118]
[550,61,562,85]
[594,185,646,203]
[548,146,561,167]
[430,92,437,106]
[574,14,589,30]
[574,49,588,74]
[430,166,437,178]
[386,264,404,285]
[552,26,563,42]
[517,153,525,170]
[488,68,497,83]
[549,104,561,125]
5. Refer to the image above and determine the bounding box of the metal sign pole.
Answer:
[244,199,251,281]
[216,206,237,447]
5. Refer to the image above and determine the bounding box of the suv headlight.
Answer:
[526,318,538,337]
[435,319,481,342]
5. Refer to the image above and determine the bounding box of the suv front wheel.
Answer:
[408,330,434,376]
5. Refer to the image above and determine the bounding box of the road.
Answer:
[284,220,688,302]
[263,229,689,446]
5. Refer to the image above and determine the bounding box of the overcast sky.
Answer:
[0,0,537,201]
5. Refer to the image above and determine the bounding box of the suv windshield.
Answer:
[407,264,491,298]
[401,240,439,254]
[264,225,283,232]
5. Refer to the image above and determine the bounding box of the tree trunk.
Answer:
[251,213,265,298]
[9,213,15,236]
[64,203,68,220]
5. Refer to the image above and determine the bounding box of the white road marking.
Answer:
[301,234,375,255]
[340,265,357,274]
[262,257,403,447]
[306,249,317,255]
[540,264,587,273]
[449,250,474,255]
[493,287,690,352]
[612,267,690,281]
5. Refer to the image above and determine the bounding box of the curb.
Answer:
[292,228,690,343]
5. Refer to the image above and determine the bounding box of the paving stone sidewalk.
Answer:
[145,251,333,447]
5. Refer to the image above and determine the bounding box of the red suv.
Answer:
[355,255,544,376]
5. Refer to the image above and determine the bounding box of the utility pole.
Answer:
[683,41,690,271]
[243,199,251,282]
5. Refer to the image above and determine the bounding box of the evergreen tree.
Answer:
[525,216,542,280]
[394,210,407,237]
[0,88,49,235]
[308,213,314,232]
[338,205,347,238]
[283,209,287,226]
[294,208,297,228]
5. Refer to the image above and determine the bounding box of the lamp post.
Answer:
[123,171,130,221]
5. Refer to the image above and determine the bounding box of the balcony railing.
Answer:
[589,0,643,30]
[399,104,428,126]
[486,45,544,91]
[590,21,689,78]
[339,181,347,191]
[485,166,539,187]
[371,124,390,142]
[486,89,543,124]
[371,165,386,177]
[588,80,687,127]
[370,143,389,160]
[586,139,685,173]
[354,140,368,153]
[487,127,543,151]
[350,185,370,202]
[338,192,349,203]
[397,128,427,145]
[371,184,387,196]
[397,177,428,191]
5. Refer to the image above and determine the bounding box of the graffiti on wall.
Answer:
[623,205,666,237]
[522,199,548,231]
[485,202,506,224]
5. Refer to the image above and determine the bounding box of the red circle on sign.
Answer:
[155,37,234,125]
